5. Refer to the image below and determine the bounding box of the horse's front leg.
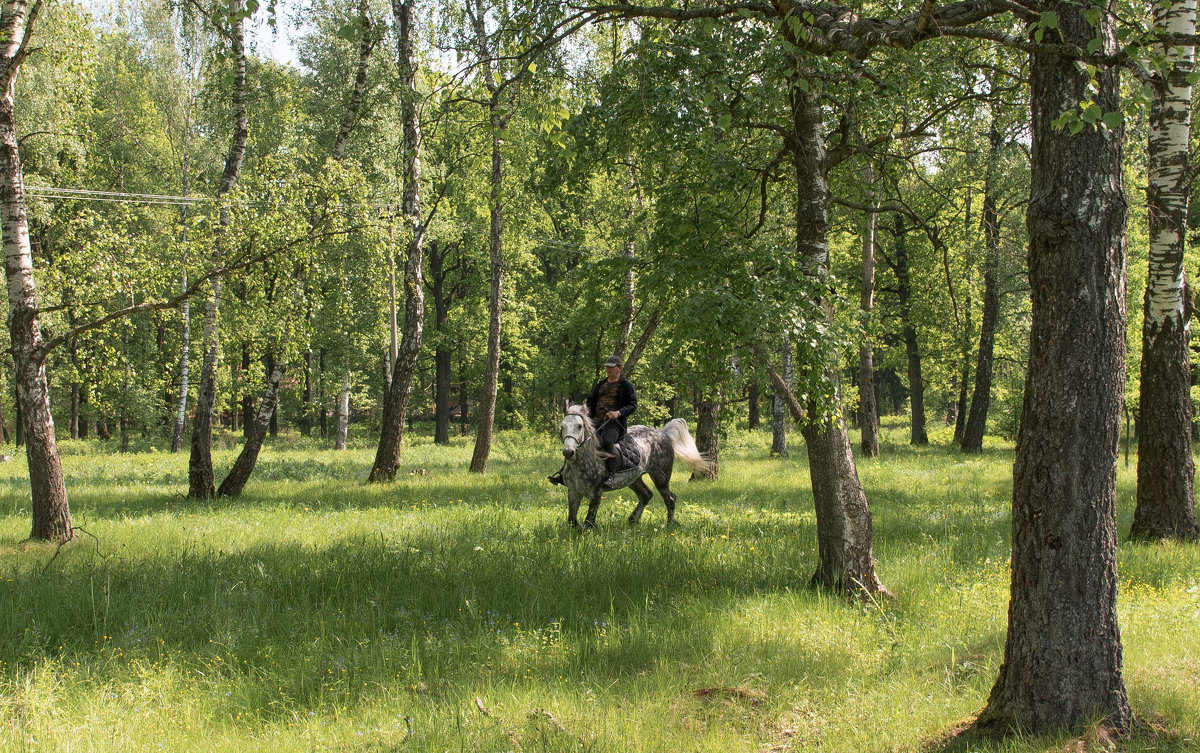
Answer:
[584,489,602,529]
[567,488,583,529]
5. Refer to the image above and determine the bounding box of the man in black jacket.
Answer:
[549,355,638,488]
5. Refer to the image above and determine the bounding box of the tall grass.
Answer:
[1,422,1196,752]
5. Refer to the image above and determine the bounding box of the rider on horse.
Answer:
[549,354,638,489]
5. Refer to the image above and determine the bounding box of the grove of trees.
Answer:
[3,0,1198,740]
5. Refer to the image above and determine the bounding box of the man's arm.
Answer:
[586,380,600,416]
[619,380,638,418]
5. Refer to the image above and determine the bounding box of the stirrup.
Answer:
[547,471,565,486]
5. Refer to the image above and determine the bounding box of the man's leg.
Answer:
[600,425,625,488]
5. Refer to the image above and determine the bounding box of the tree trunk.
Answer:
[615,239,636,360]
[188,4,246,498]
[317,348,327,438]
[771,333,791,457]
[0,382,10,444]
[962,121,1004,453]
[217,355,285,497]
[435,348,451,445]
[747,382,760,429]
[368,0,425,482]
[893,216,928,445]
[334,368,350,450]
[1131,0,1199,542]
[187,285,221,498]
[622,307,659,378]
[952,364,969,437]
[69,383,79,440]
[974,1,1132,734]
[1,0,72,541]
[171,286,190,452]
[858,164,880,458]
[786,76,885,596]
[692,391,719,480]
[467,2,509,474]
[296,348,311,436]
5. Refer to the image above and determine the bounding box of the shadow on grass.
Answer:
[2,499,860,722]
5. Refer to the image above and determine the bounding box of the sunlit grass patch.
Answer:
[1,427,1198,751]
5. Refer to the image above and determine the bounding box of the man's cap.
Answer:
[604,355,623,367]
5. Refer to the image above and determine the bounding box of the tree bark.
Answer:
[858,164,880,458]
[427,239,453,445]
[368,0,425,482]
[1,0,72,541]
[747,381,760,429]
[171,272,190,452]
[892,216,928,445]
[771,333,791,457]
[974,0,1132,734]
[962,120,1004,453]
[692,390,719,480]
[468,0,509,474]
[171,175,192,454]
[1131,0,1199,542]
[334,368,350,450]
[621,306,659,378]
[188,3,247,498]
[786,79,885,596]
[217,354,285,496]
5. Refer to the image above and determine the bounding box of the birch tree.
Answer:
[1131,0,1199,541]
[188,0,248,499]
[368,0,425,481]
[1,0,71,541]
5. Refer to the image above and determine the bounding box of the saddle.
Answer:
[606,439,642,487]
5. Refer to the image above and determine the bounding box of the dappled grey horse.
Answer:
[558,405,712,528]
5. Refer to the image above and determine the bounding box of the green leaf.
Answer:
[336,23,357,41]
[1101,111,1122,130]
[717,112,732,129]
[1041,10,1058,28]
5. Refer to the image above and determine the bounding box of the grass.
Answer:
[0,420,1197,752]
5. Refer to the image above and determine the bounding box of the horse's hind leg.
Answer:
[627,477,654,525]
[650,474,678,524]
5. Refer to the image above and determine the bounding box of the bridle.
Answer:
[561,416,592,447]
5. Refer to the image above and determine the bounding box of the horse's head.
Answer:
[560,405,592,460]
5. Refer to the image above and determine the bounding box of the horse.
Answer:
[558,404,713,529]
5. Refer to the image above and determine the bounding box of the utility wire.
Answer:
[24,184,618,256]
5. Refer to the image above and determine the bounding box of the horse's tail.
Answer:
[662,418,714,475]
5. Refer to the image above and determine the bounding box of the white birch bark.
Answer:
[335,369,350,450]
[1,0,71,540]
[1144,0,1195,328]
[1132,0,1200,541]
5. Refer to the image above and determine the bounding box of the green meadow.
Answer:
[1,422,1197,752]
